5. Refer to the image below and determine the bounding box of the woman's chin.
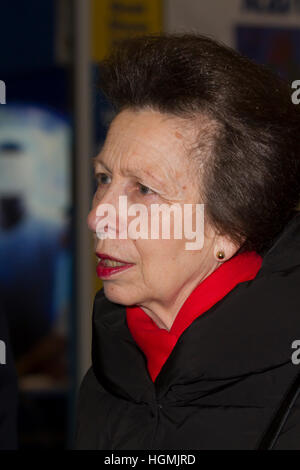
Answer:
[103,284,137,306]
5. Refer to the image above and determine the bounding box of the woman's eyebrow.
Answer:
[92,156,111,173]
[120,166,165,188]
[92,156,166,188]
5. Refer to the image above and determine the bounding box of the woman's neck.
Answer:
[137,261,219,330]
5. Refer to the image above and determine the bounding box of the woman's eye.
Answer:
[138,184,155,196]
[95,173,111,185]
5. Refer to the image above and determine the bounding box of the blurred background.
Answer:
[0,0,299,449]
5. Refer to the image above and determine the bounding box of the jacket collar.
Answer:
[126,251,262,382]
[92,291,155,404]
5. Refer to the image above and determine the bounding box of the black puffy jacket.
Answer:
[76,211,300,450]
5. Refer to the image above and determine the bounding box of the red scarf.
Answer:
[126,251,263,382]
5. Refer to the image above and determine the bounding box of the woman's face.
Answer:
[88,109,233,318]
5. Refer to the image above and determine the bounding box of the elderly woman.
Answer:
[76,33,300,450]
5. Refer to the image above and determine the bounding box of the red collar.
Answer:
[126,251,263,382]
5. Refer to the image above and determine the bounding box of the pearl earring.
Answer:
[216,250,225,260]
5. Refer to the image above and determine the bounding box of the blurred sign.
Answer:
[236,25,300,82]
[242,0,300,14]
[91,0,163,61]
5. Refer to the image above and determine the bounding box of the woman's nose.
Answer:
[86,186,120,233]
[87,206,98,232]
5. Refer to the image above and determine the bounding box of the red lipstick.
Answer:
[96,252,135,279]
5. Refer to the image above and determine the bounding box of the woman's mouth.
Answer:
[96,255,135,279]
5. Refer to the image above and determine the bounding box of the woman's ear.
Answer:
[214,234,244,262]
